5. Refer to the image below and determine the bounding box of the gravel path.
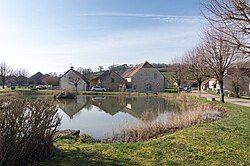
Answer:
[189,90,250,107]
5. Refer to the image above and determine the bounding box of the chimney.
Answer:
[70,66,74,70]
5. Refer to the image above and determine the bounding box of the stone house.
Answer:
[121,61,166,92]
[28,72,47,86]
[89,71,125,92]
[59,67,89,91]
[204,68,250,96]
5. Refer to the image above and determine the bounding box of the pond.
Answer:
[4,94,222,140]
[57,95,180,139]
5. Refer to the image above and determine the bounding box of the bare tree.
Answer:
[77,67,93,78]
[202,0,250,55]
[48,72,58,77]
[45,76,59,86]
[0,62,11,89]
[183,46,210,96]
[77,67,84,74]
[68,74,82,93]
[13,68,29,86]
[202,27,244,102]
[170,58,188,93]
[98,65,104,72]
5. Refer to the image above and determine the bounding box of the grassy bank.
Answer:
[0,89,160,97]
[41,98,250,165]
[0,88,59,96]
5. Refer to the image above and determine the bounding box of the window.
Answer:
[154,73,157,79]
[111,78,114,83]
[146,84,152,92]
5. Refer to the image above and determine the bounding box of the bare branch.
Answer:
[201,0,250,55]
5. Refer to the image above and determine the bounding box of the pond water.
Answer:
[56,95,180,139]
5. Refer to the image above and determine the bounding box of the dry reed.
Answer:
[0,99,61,166]
[112,93,226,142]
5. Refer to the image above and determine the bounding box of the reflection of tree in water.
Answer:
[57,96,89,119]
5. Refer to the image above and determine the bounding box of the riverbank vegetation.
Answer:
[39,93,250,165]
[0,88,158,97]
[0,92,249,165]
[112,94,225,142]
[0,99,61,165]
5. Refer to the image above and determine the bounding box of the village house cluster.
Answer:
[59,61,167,93]
[2,61,250,96]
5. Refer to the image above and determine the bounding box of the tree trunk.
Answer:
[219,79,225,103]
[75,84,78,94]
[177,80,181,93]
[2,77,5,89]
[198,81,202,97]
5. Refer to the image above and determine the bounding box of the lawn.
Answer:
[164,87,178,93]
[41,101,250,166]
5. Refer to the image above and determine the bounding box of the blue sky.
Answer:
[0,0,203,75]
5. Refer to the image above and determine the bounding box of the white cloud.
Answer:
[75,12,203,23]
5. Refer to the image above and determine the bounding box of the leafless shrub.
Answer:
[0,99,61,166]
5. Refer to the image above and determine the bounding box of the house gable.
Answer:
[59,67,89,91]
[121,61,153,79]
[122,61,166,92]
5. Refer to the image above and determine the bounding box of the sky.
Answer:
[0,0,204,75]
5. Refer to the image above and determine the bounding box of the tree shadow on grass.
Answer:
[41,148,138,166]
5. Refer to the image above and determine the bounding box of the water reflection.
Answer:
[57,97,88,119]
[57,96,179,139]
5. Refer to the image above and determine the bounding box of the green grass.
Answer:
[0,89,157,97]
[240,96,250,100]
[165,87,178,93]
[206,90,250,100]
[206,89,219,96]
[40,101,250,166]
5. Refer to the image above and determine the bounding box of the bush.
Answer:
[79,134,96,144]
[10,86,15,90]
[0,99,61,166]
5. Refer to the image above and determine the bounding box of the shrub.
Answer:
[0,99,61,166]
[79,134,96,144]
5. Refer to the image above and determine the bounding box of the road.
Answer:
[189,90,250,107]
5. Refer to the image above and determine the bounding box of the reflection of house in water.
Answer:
[58,95,180,122]
[123,97,174,121]
[90,96,179,122]
[58,96,88,119]
[89,96,127,116]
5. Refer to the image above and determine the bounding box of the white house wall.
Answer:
[59,70,87,91]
